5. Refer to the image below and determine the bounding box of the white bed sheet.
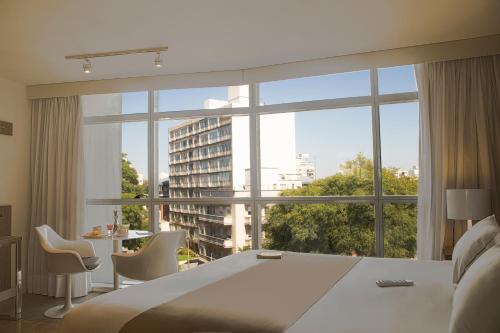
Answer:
[61,251,453,333]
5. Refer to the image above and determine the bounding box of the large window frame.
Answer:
[84,68,418,257]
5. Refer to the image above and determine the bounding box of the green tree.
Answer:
[121,154,149,251]
[263,153,418,258]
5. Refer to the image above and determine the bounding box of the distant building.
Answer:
[408,165,419,177]
[396,165,419,178]
[167,86,300,260]
[158,179,170,231]
[137,173,144,185]
[296,153,316,184]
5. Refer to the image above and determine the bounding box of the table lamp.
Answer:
[446,189,491,245]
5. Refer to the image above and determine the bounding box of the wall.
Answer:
[0,77,29,238]
[0,76,30,289]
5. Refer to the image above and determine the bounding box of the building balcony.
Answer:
[199,233,232,248]
[169,133,231,154]
[198,213,232,225]
[169,166,232,176]
[170,206,199,214]
[170,219,197,228]
[169,118,232,142]
[169,180,231,189]
[169,150,231,165]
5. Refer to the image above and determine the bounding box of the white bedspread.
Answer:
[62,251,453,333]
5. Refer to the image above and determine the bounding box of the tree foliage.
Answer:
[121,154,149,251]
[263,153,417,258]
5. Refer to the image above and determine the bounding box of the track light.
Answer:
[66,47,168,73]
[83,59,91,74]
[154,52,163,68]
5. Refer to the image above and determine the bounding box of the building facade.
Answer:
[165,86,301,260]
[296,153,316,184]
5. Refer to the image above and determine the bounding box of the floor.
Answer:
[0,293,99,333]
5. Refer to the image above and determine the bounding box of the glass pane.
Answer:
[259,70,370,105]
[383,203,417,258]
[84,204,150,284]
[82,92,148,116]
[156,115,250,198]
[122,91,148,114]
[155,203,251,263]
[84,121,148,199]
[380,102,419,195]
[262,203,375,256]
[377,65,417,94]
[259,107,373,196]
[158,85,249,112]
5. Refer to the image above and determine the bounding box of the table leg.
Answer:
[113,239,121,290]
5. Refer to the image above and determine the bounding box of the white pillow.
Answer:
[451,215,499,284]
[450,245,500,333]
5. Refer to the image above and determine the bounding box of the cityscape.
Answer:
[82,81,419,278]
[153,86,418,261]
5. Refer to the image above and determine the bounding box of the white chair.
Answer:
[34,225,101,319]
[112,230,186,282]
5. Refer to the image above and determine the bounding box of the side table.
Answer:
[0,236,22,320]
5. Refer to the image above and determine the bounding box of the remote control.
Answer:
[376,279,414,287]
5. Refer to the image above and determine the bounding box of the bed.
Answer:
[61,250,454,333]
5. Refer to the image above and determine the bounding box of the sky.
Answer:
[118,65,418,181]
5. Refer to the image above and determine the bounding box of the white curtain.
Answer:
[27,96,90,297]
[416,55,500,260]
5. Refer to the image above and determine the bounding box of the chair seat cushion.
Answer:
[82,256,101,270]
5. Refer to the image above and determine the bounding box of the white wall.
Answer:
[0,76,30,291]
[0,77,30,240]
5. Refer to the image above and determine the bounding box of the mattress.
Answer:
[61,250,454,333]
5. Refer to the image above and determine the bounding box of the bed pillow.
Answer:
[449,245,500,333]
[451,214,499,284]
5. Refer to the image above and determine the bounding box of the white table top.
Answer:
[82,230,153,241]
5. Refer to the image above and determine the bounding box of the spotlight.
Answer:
[154,52,163,68]
[83,59,91,74]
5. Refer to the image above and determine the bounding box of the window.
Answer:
[383,203,417,258]
[156,115,250,199]
[377,65,417,94]
[83,66,419,280]
[158,86,249,111]
[259,107,373,196]
[259,70,370,105]
[380,102,419,195]
[262,203,375,256]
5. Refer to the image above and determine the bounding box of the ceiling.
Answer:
[1,0,499,86]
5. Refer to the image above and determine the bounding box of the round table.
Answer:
[83,230,153,290]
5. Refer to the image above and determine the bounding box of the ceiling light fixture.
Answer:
[154,52,163,68]
[66,46,168,74]
[83,59,91,74]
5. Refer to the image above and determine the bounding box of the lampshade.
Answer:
[446,189,491,220]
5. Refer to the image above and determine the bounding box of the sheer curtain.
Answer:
[27,96,90,297]
[416,55,500,260]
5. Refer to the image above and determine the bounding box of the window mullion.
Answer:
[148,90,158,233]
[249,83,261,249]
[371,68,384,257]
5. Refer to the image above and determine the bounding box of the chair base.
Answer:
[44,303,79,319]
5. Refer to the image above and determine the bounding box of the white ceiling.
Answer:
[1,0,499,86]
